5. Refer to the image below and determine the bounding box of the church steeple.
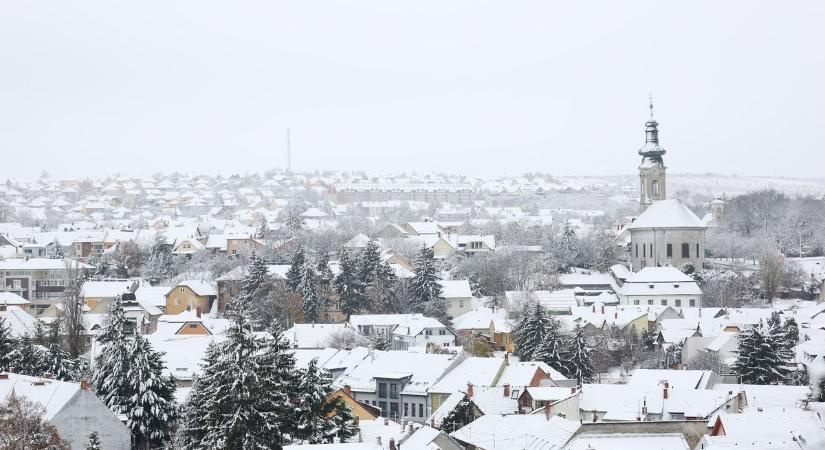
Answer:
[638,94,667,211]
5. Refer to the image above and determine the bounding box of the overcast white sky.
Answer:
[1,1,823,179]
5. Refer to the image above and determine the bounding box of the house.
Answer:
[154,309,230,336]
[438,279,473,318]
[390,315,456,350]
[285,323,351,349]
[81,279,138,312]
[397,425,464,450]
[0,373,131,449]
[0,305,39,337]
[163,280,218,315]
[326,385,380,422]
[617,266,703,308]
[701,410,825,450]
[504,290,578,315]
[628,199,707,272]
[171,237,205,255]
[332,349,461,423]
[428,357,508,412]
[0,258,92,315]
[454,235,496,255]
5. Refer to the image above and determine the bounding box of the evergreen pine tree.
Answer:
[533,317,564,374]
[177,341,223,450]
[369,333,391,351]
[316,252,334,288]
[294,359,358,444]
[410,247,445,320]
[199,313,286,448]
[357,240,383,286]
[12,334,47,376]
[335,251,365,318]
[438,394,474,433]
[45,325,80,381]
[232,252,270,313]
[299,260,320,322]
[783,317,799,350]
[732,321,790,385]
[814,375,825,402]
[285,247,306,291]
[512,302,548,361]
[0,317,16,372]
[368,260,399,313]
[563,323,595,384]
[258,323,299,445]
[125,334,178,449]
[91,295,133,414]
[84,431,102,450]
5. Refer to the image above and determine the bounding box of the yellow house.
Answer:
[82,280,138,312]
[325,386,380,421]
[490,317,514,353]
[164,281,217,315]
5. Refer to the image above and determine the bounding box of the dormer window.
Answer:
[649,284,654,289]
[673,284,679,288]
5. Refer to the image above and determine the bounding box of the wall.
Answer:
[630,228,705,272]
[575,420,709,449]
[165,285,211,315]
[50,390,131,450]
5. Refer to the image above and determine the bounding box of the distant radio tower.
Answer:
[285,128,292,173]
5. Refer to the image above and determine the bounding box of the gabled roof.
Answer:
[0,373,81,420]
[628,199,706,229]
[166,280,217,297]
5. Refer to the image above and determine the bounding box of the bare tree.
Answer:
[0,394,70,450]
[60,261,86,358]
[325,328,368,350]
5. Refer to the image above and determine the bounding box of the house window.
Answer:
[648,299,653,305]
[635,244,638,258]
[379,402,388,417]
[633,300,640,305]
[675,299,681,307]
[666,244,672,258]
[390,384,398,399]
[511,389,519,399]
[411,403,416,417]
[643,245,646,258]
[379,383,387,398]
[419,404,423,417]
[689,299,696,307]
[404,403,409,417]
[661,300,667,306]
[696,243,700,258]
[681,243,689,258]
[180,287,185,293]
[652,180,659,196]
[649,244,653,257]
[189,324,197,329]
[438,329,445,335]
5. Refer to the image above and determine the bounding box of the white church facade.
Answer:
[628,100,708,273]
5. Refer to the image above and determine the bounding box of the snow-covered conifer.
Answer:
[732,321,790,385]
[299,259,320,322]
[285,247,306,291]
[91,295,133,414]
[533,316,564,374]
[563,323,595,384]
[513,302,548,361]
[0,317,16,372]
[335,251,365,317]
[294,358,357,444]
[84,431,102,450]
[124,334,178,449]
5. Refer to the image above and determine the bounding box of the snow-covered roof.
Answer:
[285,323,349,349]
[0,258,90,271]
[428,357,506,394]
[628,199,706,229]
[0,373,81,420]
[714,384,810,410]
[167,280,217,297]
[451,414,580,450]
[628,369,714,390]
[564,433,689,450]
[81,280,136,298]
[333,350,457,396]
[0,292,30,305]
[437,279,472,298]
[0,306,38,337]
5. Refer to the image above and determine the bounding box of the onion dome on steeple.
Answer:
[639,94,666,167]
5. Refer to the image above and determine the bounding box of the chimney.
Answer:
[544,402,552,420]
[0,304,5,312]
[343,384,351,396]
[570,386,576,394]
[503,384,510,398]
[601,305,605,314]
[389,438,397,450]
[614,311,618,319]
[384,418,389,426]
[0,373,8,380]
[43,372,53,379]
[430,418,435,428]
[80,380,90,391]
[592,411,597,422]
[33,379,45,386]
[642,398,648,416]
[591,304,595,313]
[408,423,414,433]
[504,352,509,365]
[663,382,669,399]
[466,382,474,398]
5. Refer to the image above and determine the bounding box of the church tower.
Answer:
[638,96,667,211]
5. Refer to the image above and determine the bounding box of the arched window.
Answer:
[652,180,659,197]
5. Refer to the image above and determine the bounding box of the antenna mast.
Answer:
[286,128,292,173]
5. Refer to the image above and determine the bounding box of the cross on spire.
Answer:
[648,92,655,120]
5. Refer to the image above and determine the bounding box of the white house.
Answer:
[628,199,707,272]
[391,315,456,350]
[618,266,703,308]
[438,279,473,318]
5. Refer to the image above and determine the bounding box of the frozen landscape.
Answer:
[2,1,825,450]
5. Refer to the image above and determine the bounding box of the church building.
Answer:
[629,100,707,272]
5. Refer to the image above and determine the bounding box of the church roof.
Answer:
[629,199,706,230]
